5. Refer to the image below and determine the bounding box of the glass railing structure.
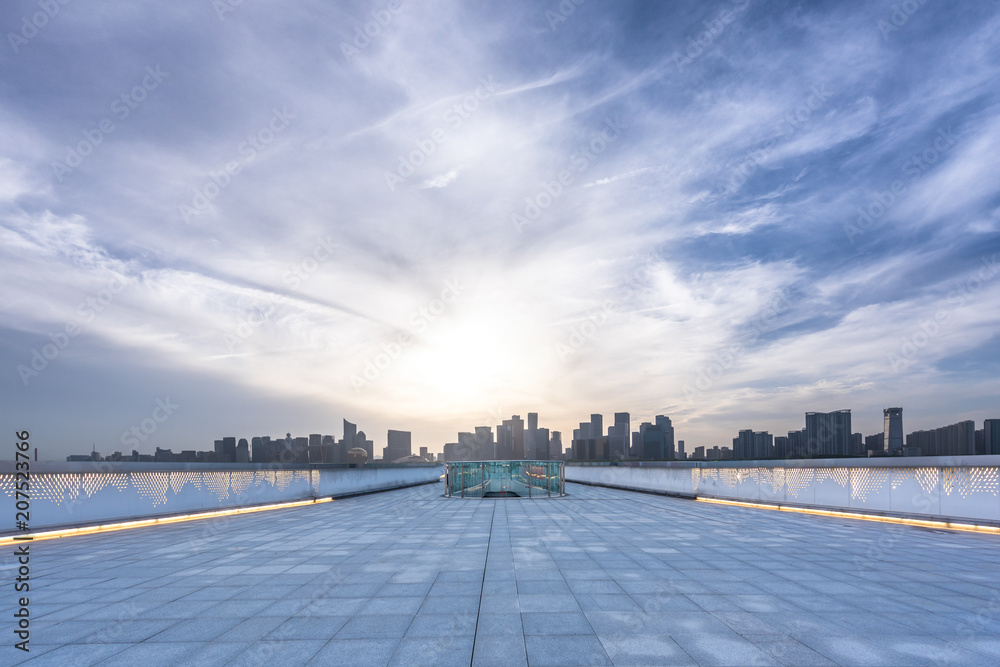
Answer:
[444,461,566,498]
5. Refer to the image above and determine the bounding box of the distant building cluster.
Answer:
[443,413,563,462]
[67,419,438,465]
[714,409,1000,461]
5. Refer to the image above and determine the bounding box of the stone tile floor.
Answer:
[1,482,999,665]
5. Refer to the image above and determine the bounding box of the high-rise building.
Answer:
[677,439,685,460]
[733,429,773,459]
[525,412,538,459]
[474,426,494,460]
[550,431,562,460]
[654,415,675,459]
[851,432,864,457]
[865,433,884,456]
[507,415,525,459]
[787,429,806,457]
[774,436,789,459]
[905,420,975,456]
[805,410,852,457]
[384,430,412,462]
[883,408,903,455]
[609,412,630,460]
[985,419,1000,455]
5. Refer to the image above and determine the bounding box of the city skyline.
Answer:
[2,1,1000,460]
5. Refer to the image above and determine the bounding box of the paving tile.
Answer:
[598,633,697,666]
[524,634,613,666]
[472,634,528,667]
[388,636,475,666]
[307,638,399,666]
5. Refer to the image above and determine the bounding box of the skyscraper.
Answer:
[883,407,903,455]
[526,412,538,459]
[385,430,412,462]
[610,412,630,459]
[654,415,675,459]
[474,426,494,460]
[985,419,1000,455]
[805,410,851,457]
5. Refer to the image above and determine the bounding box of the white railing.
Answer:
[567,455,1000,523]
[0,462,443,531]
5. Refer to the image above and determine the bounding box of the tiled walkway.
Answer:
[2,482,999,666]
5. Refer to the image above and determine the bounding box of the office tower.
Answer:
[535,427,550,460]
[526,412,538,459]
[734,430,753,459]
[693,446,705,459]
[250,436,263,462]
[496,423,512,459]
[631,431,641,458]
[222,436,236,462]
[883,407,903,455]
[655,415,675,459]
[235,439,250,463]
[677,440,685,460]
[385,430,412,462]
[865,433,884,455]
[774,436,788,459]
[976,429,986,455]
[805,410,852,457]
[458,432,476,459]
[642,424,664,459]
[851,433,864,457]
[590,414,603,445]
[504,415,525,459]
[905,421,975,456]
[609,412,630,459]
[342,419,357,451]
[985,419,1000,455]
[474,426,494,460]
[419,446,429,460]
[787,429,806,457]
[550,431,562,460]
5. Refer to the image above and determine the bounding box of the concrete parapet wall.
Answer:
[566,456,1000,523]
[0,462,443,531]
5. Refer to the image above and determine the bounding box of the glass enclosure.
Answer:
[444,461,566,498]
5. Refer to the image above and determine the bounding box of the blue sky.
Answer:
[2,0,999,459]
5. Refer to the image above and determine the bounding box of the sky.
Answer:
[1,0,999,460]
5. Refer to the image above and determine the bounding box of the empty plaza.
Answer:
[3,482,999,666]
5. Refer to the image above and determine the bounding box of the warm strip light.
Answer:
[0,497,334,546]
[695,497,1000,535]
